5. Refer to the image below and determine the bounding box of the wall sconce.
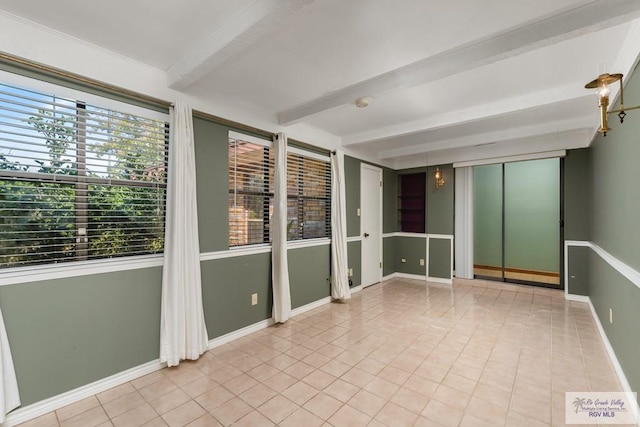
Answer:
[585,73,640,136]
[434,167,445,189]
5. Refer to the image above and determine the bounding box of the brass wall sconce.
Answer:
[585,73,640,136]
[434,167,445,189]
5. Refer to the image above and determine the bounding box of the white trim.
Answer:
[453,150,566,168]
[0,255,163,287]
[586,297,640,425]
[383,272,428,281]
[564,240,640,424]
[201,246,271,261]
[347,236,362,243]
[200,239,331,262]
[5,293,333,426]
[426,234,454,285]
[207,297,333,351]
[388,232,427,238]
[228,130,271,147]
[382,232,428,238]
[590,242,640,290]
[208,319,275,351]
[564,240,640,299]
[4,359,165,427]
[286,238,331,250]
[290,296,332,317]
[565,294,590,302]
[349,285,363,294]
[287,146,330,162]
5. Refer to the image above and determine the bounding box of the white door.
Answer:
[361,164,382,287]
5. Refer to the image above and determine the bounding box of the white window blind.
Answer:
[286,149,331,240]
[228,133,274,247]
[0,82,168,268]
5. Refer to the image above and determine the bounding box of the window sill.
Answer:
[0,255,164,287]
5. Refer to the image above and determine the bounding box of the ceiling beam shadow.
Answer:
[278,0,640,125]
[167,0,315,91]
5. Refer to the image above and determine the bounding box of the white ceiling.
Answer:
[1,0,640,168]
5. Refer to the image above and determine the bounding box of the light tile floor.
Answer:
[17,278,624,427]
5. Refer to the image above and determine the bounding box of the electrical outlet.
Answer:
[420,258,425,266]
[251,293,258,306]
[357,208,361,216]
[401,258,406,263]
[609,308,613,324]
[348,268,353,277]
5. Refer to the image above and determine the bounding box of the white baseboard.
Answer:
[585,297,640,425]
[427,276,453,285]
[383,272,427,281]
[350,285,363,294]
[4,359,164,427]
[290,296,332,317]
[207,318,275,351]
[5,295,333,427]
[565,293,590,303]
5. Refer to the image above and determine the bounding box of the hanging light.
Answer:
[434,167,445,189]
[584,73,640,136]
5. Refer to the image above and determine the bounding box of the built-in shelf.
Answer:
[399,172,426,233]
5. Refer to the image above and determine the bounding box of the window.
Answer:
[0,82,168,268]
[228,132,331,247]
[228,132,273,247]
[286,148,331,240]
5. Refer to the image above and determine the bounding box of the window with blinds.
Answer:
[228,133,331,247]
[286,149,331,240]
[0,82,168,268]
[228,133,274,247]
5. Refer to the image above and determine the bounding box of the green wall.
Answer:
[564,148,591,295]
[588,62,640,403]
[567,245,589,296]
[428,238,452,279]
[348,241,362,287]
[201,255,272,338]
[564,149,591,241]
[344,156,398,281]
[0,268,162,406]
[194,118,234,252]
[0,113,339,410]
[395,237,427,276]
[344,155,361,238]
[427,165,454,235]
[383,168,399,234]
[289,246,331,308]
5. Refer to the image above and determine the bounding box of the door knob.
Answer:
[363,233,370,237]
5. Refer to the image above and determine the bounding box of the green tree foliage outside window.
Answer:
[0,83,167,268]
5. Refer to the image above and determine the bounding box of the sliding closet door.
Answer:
[504,159,560,285]
[473,164,503,280]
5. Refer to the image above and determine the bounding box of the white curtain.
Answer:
[454,166,474,279]
[0,307,19,423]
[160,102,208,367]
[330,150,351,301]
[271,132,292,323]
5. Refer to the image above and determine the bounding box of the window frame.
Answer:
[228,131,273,248]
[286,146,331,241]
[0,74,170,271]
